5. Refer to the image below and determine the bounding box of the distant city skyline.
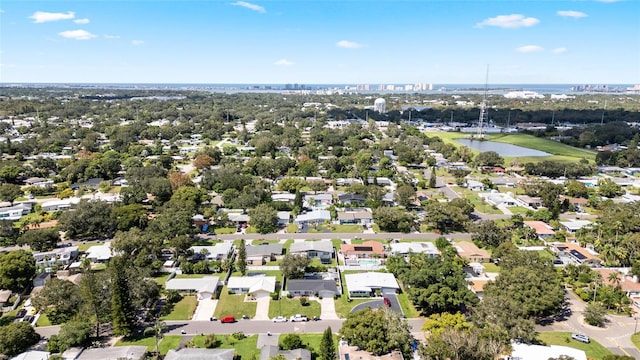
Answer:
[1,0,639,84]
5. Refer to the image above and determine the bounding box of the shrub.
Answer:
[299,297,309,306]
[203,334,219,348]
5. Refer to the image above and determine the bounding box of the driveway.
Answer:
[350,294,403,316]
[192,299,217,321]
[253,296,271,320]
[318,297,339,320]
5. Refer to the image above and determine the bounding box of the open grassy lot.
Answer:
[481,262,500,273]
[152,273,171,286]
[116,335,182,355]
[229,270,284,284]
[537,331,612,359]
[189,334,259,359]
[214,227,236,235]
[268,297,321,319]
[334,296,374,318]
[631,332,640,349]
[299,333,340,354]
[160,296,197,320]
[214,286,257,319]
[453,188,504,214]
[327,224,364,233]
[489,134,596,160]
[397,293,419,318]
[35,313,51,327]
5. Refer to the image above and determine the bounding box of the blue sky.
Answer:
[1,0,639,84]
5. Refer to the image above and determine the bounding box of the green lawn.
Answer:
[190,334,259,359]
[214,227,237,235]
[489,134,596,161]
[269,297,321,318]
[327,224,364,233]
[298,333,340,354]
[230,270,284,284]
[116,335,182,355]
[160,296,197,320]
[481,262,500,273]
[396,293,419,318]
[214,286,257,319]
[175,274,208,279]
[509,206,532,215]
[36,313,51,327]
[152,273,171,286]
[287,223,299,233]
[334,296,373,318]
[537,331,612,359]
[632,332,640,349]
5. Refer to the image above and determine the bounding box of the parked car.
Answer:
[383,297,391,307]
[290,314,308,322]
[15,309,27,318]
[272,316,288,323]
[220,315,236,323]
[571,334,589,343]
[22,315,34,323]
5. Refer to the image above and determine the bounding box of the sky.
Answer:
[1,0,639,85]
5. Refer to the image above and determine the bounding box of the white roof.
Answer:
[389,242,440,255]
[10,351,50,360]
[290,240,334,254]
[85,242,112,261]
[559,220,592,231]
[510,343,586,360]
[41,197,81,208]
[227,275,276,294]
[190,243,233,258]
[165,276,220,294]
[345,272,399,293]
[76,345,148,360]
[295,210,331,223]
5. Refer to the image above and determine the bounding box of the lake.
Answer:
[456,139,551,157]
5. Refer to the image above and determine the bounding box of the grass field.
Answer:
[631,332,640,349]
[116,335,182,355]
[397,293,419,318]
[189,334,259,359]
[537,331,612,359]
[334,296,373,318]
[36,313,51,327]
[160,296,197,320]
[481,262,500,273]
[268,297,321,319]
[327,224,364,233]
[214,286,257,319]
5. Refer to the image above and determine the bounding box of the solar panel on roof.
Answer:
[570,249,587,260]
[557,246,568,251]
[354,246,373,251]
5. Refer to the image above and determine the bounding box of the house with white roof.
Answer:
[165,276,220,300]
[510,343,586,360]
[227,274,276,298]
[0,203,32,221]
[478,192,517,207]
[33,246,79,268]
[41,197,81,212]
[304,193,333,209]
[190,242,233,261]
[344,272,399,297]
[289,240,334,264]
[294,210,331,226]
[559,220,592,234]
[85,242,113,263]
[389,242,440,258]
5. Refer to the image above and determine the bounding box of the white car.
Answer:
[272,316,288,323]
[289,314,308,322]
[571,334,590,343]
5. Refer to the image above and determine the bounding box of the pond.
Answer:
[456,139,551,157]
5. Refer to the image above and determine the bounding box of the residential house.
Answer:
[33,272,52,287]
[41,198,81,212]
[294,210,331,226]
[339,342,404,360]
[70,178,103,190]
[389,242,440,258]
[33,246,79,268]
[559,220,592,234]
[272,193,296,203]
[277,211,291,227]
[564,197,588,212]
[226,275,276,298]
[517,195,543,208]
[336,209,373,225]
[24,177,54,188]
[304,193,333,209]
[260,346,311,360]
[478,192,517,207]
[552,242,600,266]
[0,289,11,307]
[85,242,113,263]
[344,272,399,297]
[76,345,147,360]
[245,243,283,265]
[336,178,363,187]
[469,279,490,300]
[190,242,233,261]
[165,349,235,360]
[286,279,339,298]
[524,221,556,240]
[510,343,586,360]
[337,194,366,206]
[466,180,485,191]
[341,241,386,263]
[289,240,334,264]
[454,241,490,263]
[0,203,32,221]
[595,268,640,299]
[165,276,220,300]
[10,351,50,360]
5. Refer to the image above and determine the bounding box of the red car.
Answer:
[383,297,391,307]
[220,315,236,323]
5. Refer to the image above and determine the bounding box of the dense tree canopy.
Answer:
[339,308,413,358]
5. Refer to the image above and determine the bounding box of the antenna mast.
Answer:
[477,65,489,139]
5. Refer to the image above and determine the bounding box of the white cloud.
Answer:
[476,14,540,28]
[73,18,90,24]
[336,40,363,49]
[131,40,144,45]
[58,29,97,40]
[516,45,544,53]
[553,47,568,54]
[104,35,120,39]
[30,11,75,23]
[274,59,294,67]
[231,1,265,13]
[557,10,588,18]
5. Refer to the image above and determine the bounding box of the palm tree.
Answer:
[608,271,622,289]
[144,320,167,355]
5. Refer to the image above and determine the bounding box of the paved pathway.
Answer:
[192,299,217,321]
[253,296,271,320]
[318,297,339,320]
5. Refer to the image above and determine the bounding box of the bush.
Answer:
[231,332,246,340]
[584,302,606,327]
[203,334,219,348]
[299,297,309,306]
[165,290,182,304]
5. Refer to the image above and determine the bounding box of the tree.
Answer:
[144,320,167,354]
[420,326,509,360]
[319,327,335,360]
[471,220,510,249]
[171,186,211,206]
[110,256,136,337]
[373,207,415,233]
[111,203,148,231]
[79,259,110,338]
[277,177,307,193]
[279,253,311,279]
[52,320,92,352]
[32,278,82,324]
[17,227,60,251]
[279,333,305,350]
[339,307,413,358]
[0,322,40,357]
[475,151,504,167]
[428,168,437,188]
[423,201,469,233]
[566,180,589,199]
[395,184,416,208]
[584,302,606,327]
[236,239,247,275]
[0,183,23,204]
[249,204,279,234]
[112,227,163,269]
[598,178,624,198]
[193,154,215,169]
[0,249,36,293]
[421,312,473,337]
[58,200,117,240]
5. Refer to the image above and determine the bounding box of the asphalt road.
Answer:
[202,232,473,241]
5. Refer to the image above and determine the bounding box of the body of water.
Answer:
[456,139,551,157]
